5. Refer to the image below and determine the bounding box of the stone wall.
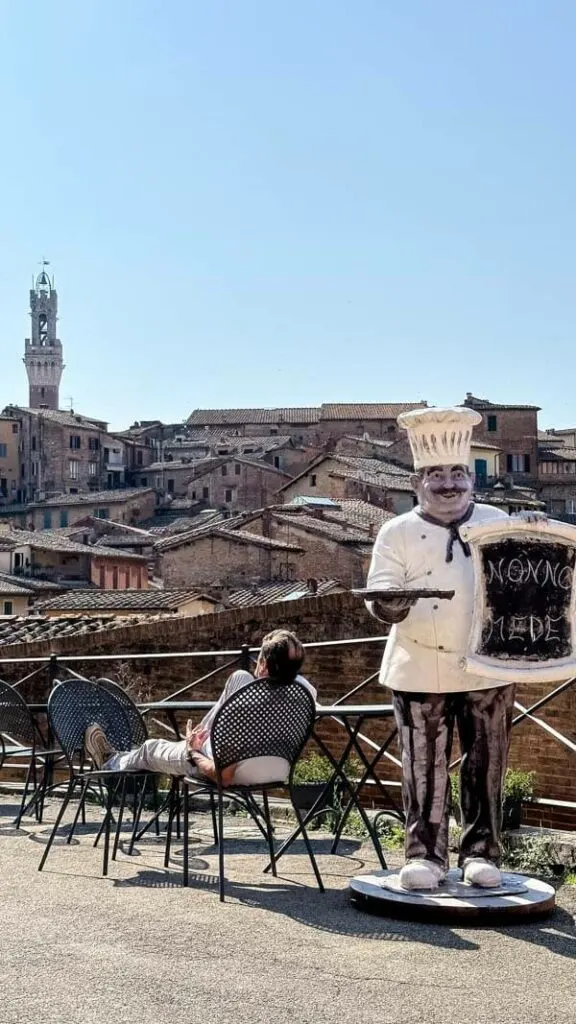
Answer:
[159,533,299,588]
[2,591,575,829]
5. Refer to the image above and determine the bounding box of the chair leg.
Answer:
[164,779,178,868]
[112,776,129,861]
[218,789,226,902]
[261,791,277,878]
[209,791,218,844]
[15,760,34,829]
[68,779,89,843]
[151,778,161,836]
[182,784,189,887]
[127,779,148,856]
[102,782,116,877]
[292,804,325,893]
[38,778,77,871]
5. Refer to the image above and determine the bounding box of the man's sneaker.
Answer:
[84,723,117,769]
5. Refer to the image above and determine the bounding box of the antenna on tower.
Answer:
[64,396,74,412]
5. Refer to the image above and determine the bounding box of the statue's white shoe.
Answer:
[462,858,501,888]
[398,859,446,891]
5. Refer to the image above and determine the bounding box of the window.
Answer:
[69,488,78,494]
[60,510,68,527]
[487,415,498,432]
[0,443,8,458]
[191,490,196,500]
[506,454,531,473]
[88,462,97,477]
[103,448,110,461]
[124,568,130,588]
[221,464,228,476]
[155,476,162,488]
[3,601,13,615]
[43,511,52,529]
[202,486,209,500]
[68,460,79,480]
[234,463,241,475]
[310,474,317,487]
[32,462,37,477]
[94,508,110,519]
[69,435,81,450]
[14,553,22,570]
[88,437,100,451]
[11,423,18,434]
[31,436,37,451]
[270,428,278,435]
[167,479,174,494]
[141,477,148,486]
[112,567,118,589]
[567,499,576,515]
[225,489,232,502]
[273,456,280,469]
[136,568,142,589]
[137,450,143,466]
[99,566,106,588]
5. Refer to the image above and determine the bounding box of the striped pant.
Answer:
[393,686,515,869]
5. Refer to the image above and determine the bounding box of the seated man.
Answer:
[84,629,316,788]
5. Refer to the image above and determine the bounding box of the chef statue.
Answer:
[366,406,528,892]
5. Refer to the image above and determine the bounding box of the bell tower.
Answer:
[23,261,64,410]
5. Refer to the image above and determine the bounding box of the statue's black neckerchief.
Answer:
[416,502,474,563]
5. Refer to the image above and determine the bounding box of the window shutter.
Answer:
[524,454,531,473]
[506,454,513,473]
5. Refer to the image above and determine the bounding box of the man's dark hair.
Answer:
[260,629,304,683]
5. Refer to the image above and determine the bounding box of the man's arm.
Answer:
[365,521,416,624]
[191,751,236,787]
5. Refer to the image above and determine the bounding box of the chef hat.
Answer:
[397,406,482,470]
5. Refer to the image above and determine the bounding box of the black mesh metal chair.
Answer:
[37,678,137,876]
[94,678,162,855]
[179,679,323,901]
[0,679,60,828]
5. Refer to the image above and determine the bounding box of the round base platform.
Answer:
[349,869,555,924]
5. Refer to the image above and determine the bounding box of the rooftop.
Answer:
[28,488,155,509]
[187,407,320,426]
[35,589,216,613]
[227,578,346,607]
[539,446,576,462]
[0,613,174,646]
[463,394,541,412]
[3,406,108,430]
[2,529,146,561]
[320,402,427,420]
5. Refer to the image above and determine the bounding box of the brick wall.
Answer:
[470,407,539,485]
[159,533,298,588]
[3,591,575,829]
[189,460,289,512]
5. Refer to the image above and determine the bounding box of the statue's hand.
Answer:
[514,510,548,525]
[370,596,417,623]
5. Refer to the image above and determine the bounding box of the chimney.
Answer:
[262,508,272,537]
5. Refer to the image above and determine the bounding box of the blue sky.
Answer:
[0,1,574,430]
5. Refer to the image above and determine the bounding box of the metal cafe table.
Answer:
[140,700,403,869]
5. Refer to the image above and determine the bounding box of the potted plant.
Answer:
[450,769,535,830]
[502,770,535,830]
[291,753,338,812]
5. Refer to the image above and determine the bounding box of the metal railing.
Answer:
[0,635,575,818]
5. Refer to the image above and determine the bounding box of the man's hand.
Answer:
[369,596,417,623]
[185,718,207,753]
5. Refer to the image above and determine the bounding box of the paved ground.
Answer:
[1,798,575,1024]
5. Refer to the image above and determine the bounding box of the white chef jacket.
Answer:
[366,502,512,693]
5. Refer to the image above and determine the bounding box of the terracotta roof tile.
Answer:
[187,407,320,426]
[35,589,215,612]
[320,402,427,420]
[227,579,345,607]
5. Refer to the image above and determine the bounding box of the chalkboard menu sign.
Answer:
[460,518,576,683]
